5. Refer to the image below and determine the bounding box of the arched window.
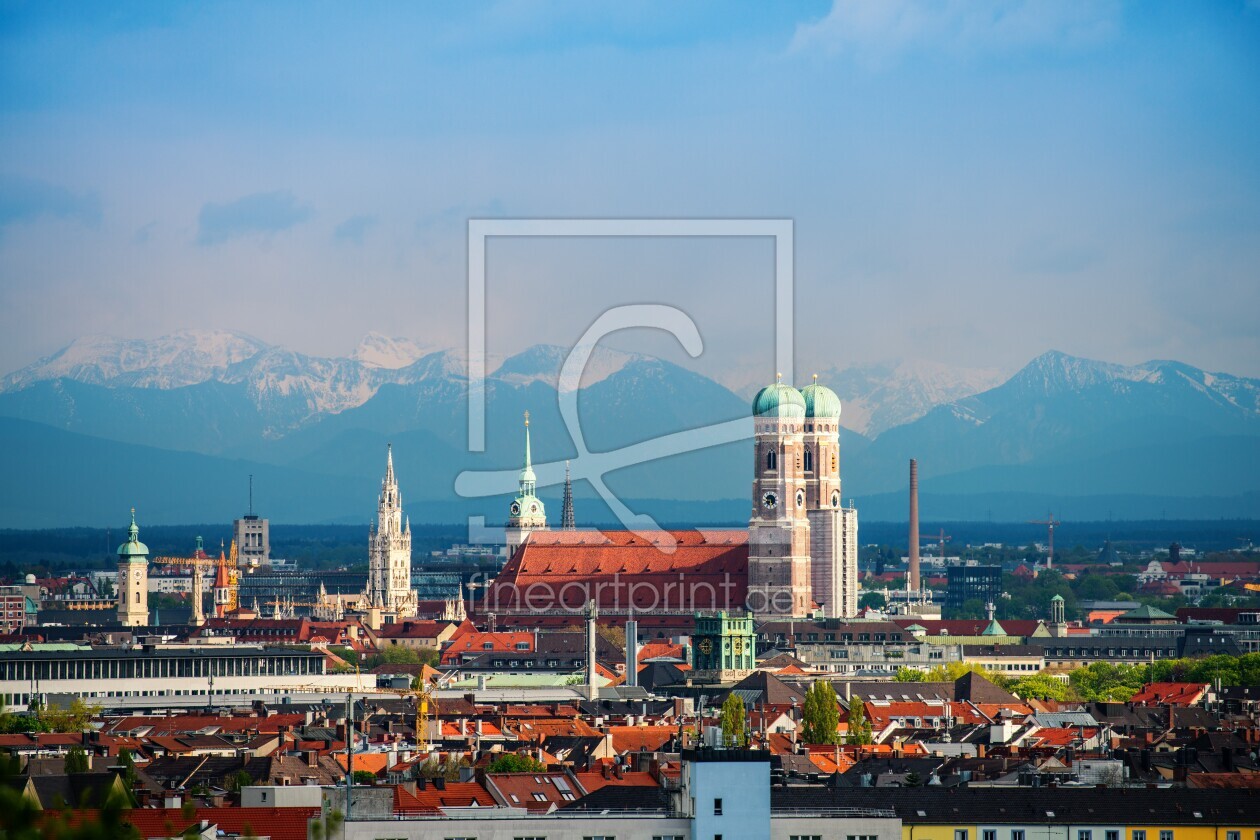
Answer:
[804,449,813,472]
[766,450,777,471]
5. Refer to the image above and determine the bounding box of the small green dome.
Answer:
[801,378,842,420]
[752,377,806,419]
[117,510,149,561]
[1051,594,1064,602]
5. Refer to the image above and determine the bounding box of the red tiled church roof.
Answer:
[481,529,748,614]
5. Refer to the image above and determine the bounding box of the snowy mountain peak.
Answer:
[492,343,642,392]
[351,332,436,369]
[0,329,269,391]
[816,357,1008,437]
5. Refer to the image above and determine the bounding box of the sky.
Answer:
[1,0,1259,388]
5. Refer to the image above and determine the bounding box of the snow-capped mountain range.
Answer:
[0,331,1257,525]
[0,329,1012,437]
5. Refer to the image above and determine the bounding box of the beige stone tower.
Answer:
[747,375,813,618]
[802,376,859,618]
[116,509,150,627]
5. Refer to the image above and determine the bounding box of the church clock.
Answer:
[761,492,778,510]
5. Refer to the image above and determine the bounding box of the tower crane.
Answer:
[917,529,951,568]
[152,539,240,625]
[1027,515,1061,570]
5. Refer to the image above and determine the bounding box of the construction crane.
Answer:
[152,539,239,625]
[261,680,440,750]
[918,529,951,567]
[1028,515,1061,570]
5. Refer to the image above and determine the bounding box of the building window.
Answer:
[1012,832,1025,840]
[956,832,969,840]
[1160,832,1173,840]
[1225,833,1239,840]
[1107,832,1119,840]
[804,449,813,472]
[1080,831,1092,840]
[767,451,777,471]
[984,832,997,840]
[714,798,723,815]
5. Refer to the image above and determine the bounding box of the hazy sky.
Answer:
[2,1,1258,385]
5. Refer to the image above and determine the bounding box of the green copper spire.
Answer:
[117,508,150,561]
[520,411,536,495]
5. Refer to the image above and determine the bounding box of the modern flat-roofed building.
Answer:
[0,642,357,709]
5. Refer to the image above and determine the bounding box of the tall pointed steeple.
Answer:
[520,411,536,496]
[561,460,576,530]
[506,409,547,551]
[385,442,395,485]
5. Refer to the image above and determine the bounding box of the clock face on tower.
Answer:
[529,502,538,513]
[761,492,778,510]
[699,638,713,655]
[510,501,521,516]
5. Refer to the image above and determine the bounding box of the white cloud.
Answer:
[791,0,1120,63]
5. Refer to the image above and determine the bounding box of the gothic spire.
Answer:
[385,442,395,486]
[561,460,576,530]
[519,411,536,496]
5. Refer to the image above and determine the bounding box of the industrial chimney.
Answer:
[909,459,920,594]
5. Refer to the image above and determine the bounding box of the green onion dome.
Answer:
[752,375,806,419]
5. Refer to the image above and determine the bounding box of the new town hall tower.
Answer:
[748,375,858,618]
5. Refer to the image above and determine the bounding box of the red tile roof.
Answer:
[606,725,674,754]
[481,529,748,614]
[1130,682,1210,707]
[573,769,660,793]
[486,772,579,812]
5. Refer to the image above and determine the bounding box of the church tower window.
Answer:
[766,450,777,471]
[804,449,813,473]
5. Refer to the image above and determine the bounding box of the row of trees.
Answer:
[892,653,1260,703]
[0,697,99,734]
[719,682,874,747]
[1007,654,1260,702]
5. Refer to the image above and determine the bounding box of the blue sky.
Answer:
[1,0,1258,384]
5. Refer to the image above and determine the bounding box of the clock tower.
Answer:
[747,375,813,618]
[506,411,548,553]
[116,509,150,627]
[692,610,755,683]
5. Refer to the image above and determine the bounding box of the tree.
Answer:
[63,746,89,774]
[352,770,378,785]
[1068,662,1146,702]
[377,645,438,667]
[118,747,138,789]
[486,753,546,773]
[846,696,873,745]
[903,770,922,787]
[1009,673,1074,702]
[595,624,626,651]
[894,667,926,682]
[719,692,746,747]
[801,681,840,745]
[923,661,1009,688]
[858,592,887,611]
[228,769,253,792]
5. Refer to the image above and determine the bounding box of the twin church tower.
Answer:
[749,375,858,618]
